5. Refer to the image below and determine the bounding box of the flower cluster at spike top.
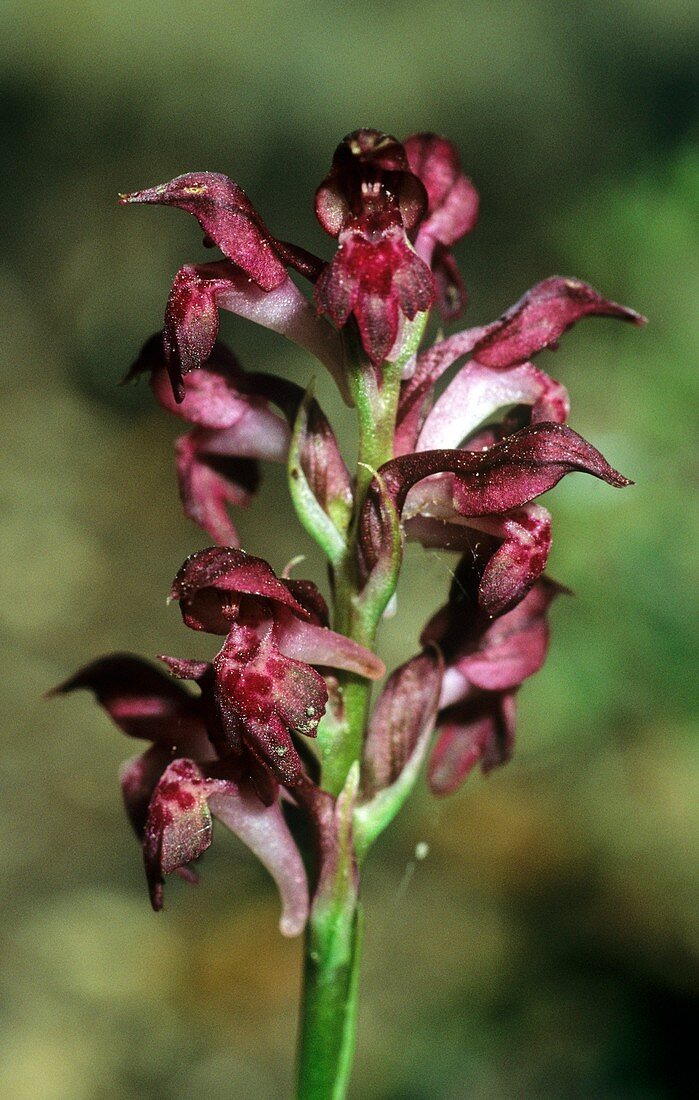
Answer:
[55,129,644,942]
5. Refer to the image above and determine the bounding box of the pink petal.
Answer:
[417,361,569,451]
[395,324,493,455]
[208,783,309,936]
[213,263,349,398]
[274,610,385,681]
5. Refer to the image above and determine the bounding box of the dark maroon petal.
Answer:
[471,276,646,370]
[163,265,232,399]
[120,172,288,291]
[175,433,258,546]
[50,654,207,749]
[449,423,632,516]
[428,692,516,796]
[404,133,479,245]
[362,649,443,797]
[143,758,214,910]
[171,547,310,633]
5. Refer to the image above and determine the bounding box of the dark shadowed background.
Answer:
[1,2,697,1097]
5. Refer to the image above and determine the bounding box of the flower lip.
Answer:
[314,214,435,367]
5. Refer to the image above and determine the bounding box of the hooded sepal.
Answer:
[120,172,289,290]
[471,276,646,369]
[314,129,427,237]
[363,423,630,555]
[171,546,310,633]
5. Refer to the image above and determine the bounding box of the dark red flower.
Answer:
[167,548,384,786]
[314,129,427,237]
[314,130,436,368]
[359,421,630,616]
[51,655,309,928]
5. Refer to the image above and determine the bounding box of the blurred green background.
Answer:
[1,2,697,1097]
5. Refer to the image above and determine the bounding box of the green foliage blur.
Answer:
[1,2,697,1097]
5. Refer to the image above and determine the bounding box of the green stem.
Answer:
[295,904,364,1099]
[296,315,428,1099]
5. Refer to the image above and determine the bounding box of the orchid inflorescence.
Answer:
[54,127,643,1094]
